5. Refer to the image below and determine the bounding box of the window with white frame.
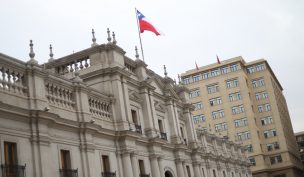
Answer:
[189,89,200,98]
[256,64,265,71]
[209,97,222,106]
[267,142,280,151]
[193,114,206,124]
[246,144,253,153]
[207,84,219,94]
[261,116,273,125]
[270,155,282,165]
[234,117,248,127]
[193,102,203,110]
[247,66,255,74]
[229,92,241,102]
[237,131,251,141]
[232,105,245,115]
[255,91,268,100]
[192,74,201,82]
[212,109,225,119]
[221,67,229,74]
[215,122,228,132]
[210,69,220,77]
[183,77,190,85]
[202,72,209,79]
[258,104,271,113]
[226,78,239,88]
[248,157,256,166]
[252,78,265,88]
[264,129,277,138]
[230,64,238,72]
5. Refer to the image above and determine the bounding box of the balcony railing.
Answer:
[135,125,142,134]
[59,168,78,177]
[1,164,26,177]
[160,132,167,140]
[102,171,116,177]
[139,174,150,177]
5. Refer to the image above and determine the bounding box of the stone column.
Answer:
[122,153,134,177]
[131,153,139,177]
[158,157,165,177]
[175,160,185,177]
[193,162,201,177]
[150,156,161,177]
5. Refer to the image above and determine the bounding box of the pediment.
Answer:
[128,90,143,102]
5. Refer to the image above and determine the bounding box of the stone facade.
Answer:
[180,58,304,177]
[0,36,251,177]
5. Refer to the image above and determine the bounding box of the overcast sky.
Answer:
[0,0,303,132]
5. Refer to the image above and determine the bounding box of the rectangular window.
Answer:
[192,74,201,82]
[230,64,238,72]
[202,72,209,79]
[258,105,263,113]
[229,92,241,102]
[232,105,244,115]
[215,122,228,132]
[237,131,251,141]
[210,69,220,77]
[183,78,190,85]
[102,155,110,172]
[193,102,203,110]
[207,84,219,94]
[261,116,273,125]
[209,97,222,106]
[193,114,205,124]
[265,104,271,111]
[270,155,283,164]
[186,165,191,177]
[248,157,256,166]
[131,109,138,125]
[221,67,229,74]
[247,66,255,74]
[247,144,253,153]
[189,89,200,98]
[264,129,277,138]
[61,150,71,169]
[234,118,248,127]
[256,64,265,71]
[226,78,239,88]
[252,78,265,88]
[4,142,17,165]
[158,119,164,133]
[138,160,145,175]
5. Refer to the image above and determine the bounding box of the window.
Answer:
[209,97,222,106]
[270,155,282,164]
[215,122,228,132]
[226,78,239,88]
[102,155,111,173]
[247,66,255,74]
[4,142,17,165]
[221,67,229,74]
[237,131,251,141]
[232,105,245,115]
[138,160,146,175]
[183,77,190,85]
[193,102,203,110]
[212,110,224,119]
[255,91,268,100]
[264,129,277,138]
[186,165,191,177]
[261,116,273,125]
[213,170,217,177]
[267,142,280,151]
[258,105,263,113]
[234,118,248,127]
[230,64,238,72]
[189,89,200,98]
[256,64,265,71]
[229,92,241,102]
[61,150,71,169]
[265,104,271,111]
[248,157,256,166]
[192,74,201,82]
[202,72,209,79]
[252,78,265,88]
[262,92,268,99]
[210,69,220,77]
[207,84,219,94]
[131,109,139,125]
[247,144,253,153]
[255,93,261,100]
[193,114,206,124]
[223,171,227,177]
[158,119,164,133]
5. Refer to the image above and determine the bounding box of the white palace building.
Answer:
[0,29,251,177]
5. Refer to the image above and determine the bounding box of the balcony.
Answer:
[135,125,142,134]
[139,174,150,177]
[102,171,116,177]
[160,132,167,140]
[1,164,26,177]
[59,168,78,177]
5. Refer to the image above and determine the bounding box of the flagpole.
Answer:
[135,8,145,62]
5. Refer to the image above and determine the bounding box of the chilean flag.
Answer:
[136,10,161,36]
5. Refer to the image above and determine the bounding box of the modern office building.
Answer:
[181,57,303,177]
[0,30,251,177]
[295,131,304,165]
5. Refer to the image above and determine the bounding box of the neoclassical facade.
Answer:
[0,30,251,177]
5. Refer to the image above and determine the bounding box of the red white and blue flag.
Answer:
[136,9,161,36]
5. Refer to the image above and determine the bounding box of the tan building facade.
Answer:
[295,131,304,166]
[181,57,303,177]
[0,31,251,177]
